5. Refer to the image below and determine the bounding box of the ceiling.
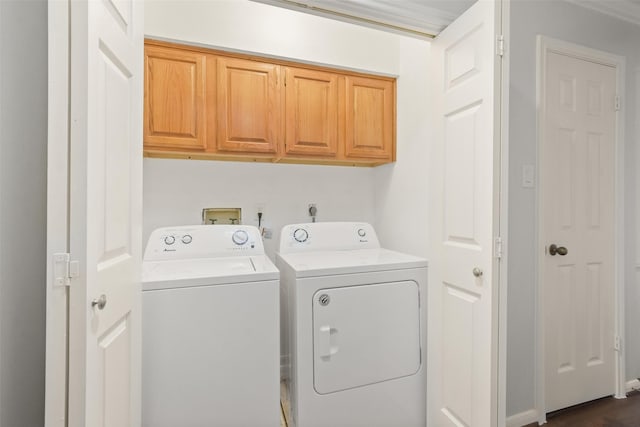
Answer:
[252,0,640,39]
[251,0,475,38]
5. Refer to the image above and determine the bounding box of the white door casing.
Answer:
[428,1,503,426]
[538,38,623,415]
[67,0,143,426]
[45,1,71,426]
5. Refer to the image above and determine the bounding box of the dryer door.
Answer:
[312,281,421,394]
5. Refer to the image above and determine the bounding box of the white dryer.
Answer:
[277,222,428,427]
[142,225,280,427]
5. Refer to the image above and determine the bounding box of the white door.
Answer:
[428,1,503,426]
[541,50,617,413]
[66,0,143,426]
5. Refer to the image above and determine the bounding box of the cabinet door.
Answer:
[144,46,206,150]
[285,67,339,157]
[217,57,281,154]
[345,76,395,160]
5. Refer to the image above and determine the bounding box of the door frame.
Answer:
[45,0,71,426]
[535,36,626,424]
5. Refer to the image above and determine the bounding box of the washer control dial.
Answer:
[232,230,249,246]
[357,228,366,237]
[164,235,176,245]
[293,228,309,243]
[181,234,192,244]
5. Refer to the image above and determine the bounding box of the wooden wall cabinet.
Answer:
[216,57,281,154]
[284,67,339,157]
[144,45,207,150]
[345,76,394,161]
[143,40,396,166]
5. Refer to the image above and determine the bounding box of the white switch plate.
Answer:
[522,164,535,188]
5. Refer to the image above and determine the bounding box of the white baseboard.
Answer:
[626,378,640,393]
[506,409,538,427]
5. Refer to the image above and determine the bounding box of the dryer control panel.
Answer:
[144,225,264,261]
[279,222,380,253]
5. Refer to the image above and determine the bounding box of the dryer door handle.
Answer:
[318,325,338,360]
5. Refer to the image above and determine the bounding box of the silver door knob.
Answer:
[91,294,107,310]
[548,244,568,256]
[472,267,483,278]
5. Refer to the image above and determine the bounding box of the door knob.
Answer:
[549,244,568,256]
[91,294,107,310]
[472,267,483,278]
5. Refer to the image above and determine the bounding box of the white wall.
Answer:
[0,1,48,426]
[508,0,640,417]
[144,160,376,258]
[143,0,430,260]
[372,39,431,258]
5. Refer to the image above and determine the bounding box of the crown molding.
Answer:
[565,0,640,27]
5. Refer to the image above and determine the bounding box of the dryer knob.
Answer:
[181,234,192,244]
[293,228,308,243]
[357,228,366,237]
[164,235,176,245]
[232,230,249,246]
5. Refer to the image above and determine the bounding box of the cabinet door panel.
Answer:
[217,57,281,154]
[345,76,394,160]
[144,46,206,150]
[285,67,339,157]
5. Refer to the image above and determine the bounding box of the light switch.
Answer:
[522,164,535,188]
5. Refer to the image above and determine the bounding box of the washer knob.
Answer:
[293,228,309,243]
[181,234,192,244]
[164,235,175,245]
[232,229,249,246]
[357,228,366,237]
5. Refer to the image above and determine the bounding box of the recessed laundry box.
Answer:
[277,222,428,427]
[142,225,280,427]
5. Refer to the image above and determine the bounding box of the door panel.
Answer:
[429,1,501,426]
[144,46,206,150]
[344,76,394,160]
[68,0,142,425]
[217,57,281,154]
[542,51,616,412]
[285,67,339,157]
[312,281,420,395]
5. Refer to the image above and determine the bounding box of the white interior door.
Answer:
[67,0,143,426]
[428,1,503,425]
[541,49,617,413]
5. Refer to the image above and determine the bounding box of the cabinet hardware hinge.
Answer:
[615,335,622,352]
[494,237,503,260]
[496,35,505,57]
[615,95,621,111]
[53,253,79,287]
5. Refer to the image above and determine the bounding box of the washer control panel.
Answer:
[144,225,265,261]
[279,222,380,253]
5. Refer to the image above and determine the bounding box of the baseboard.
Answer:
[506,409,538,427]
[626,378,640,393]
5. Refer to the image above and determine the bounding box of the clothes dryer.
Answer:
[277,222,428,427]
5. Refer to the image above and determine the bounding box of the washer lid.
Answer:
[142,255,278,290]
[277,248,427,277]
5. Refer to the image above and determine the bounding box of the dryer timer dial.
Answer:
[293,228,309,243]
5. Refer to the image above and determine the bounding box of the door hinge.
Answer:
[496,35,505,57]
[615,95,621,111]
[615,335,622,352]
[53,253,79,287]
[494,236,503,259]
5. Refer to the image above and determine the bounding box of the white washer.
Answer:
[277,222,428,427]
[142,225,280,427]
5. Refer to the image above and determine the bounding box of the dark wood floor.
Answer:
[524,391,640,427]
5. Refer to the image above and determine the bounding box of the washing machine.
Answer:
[142,225,280,427]
[276,222,428,427]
